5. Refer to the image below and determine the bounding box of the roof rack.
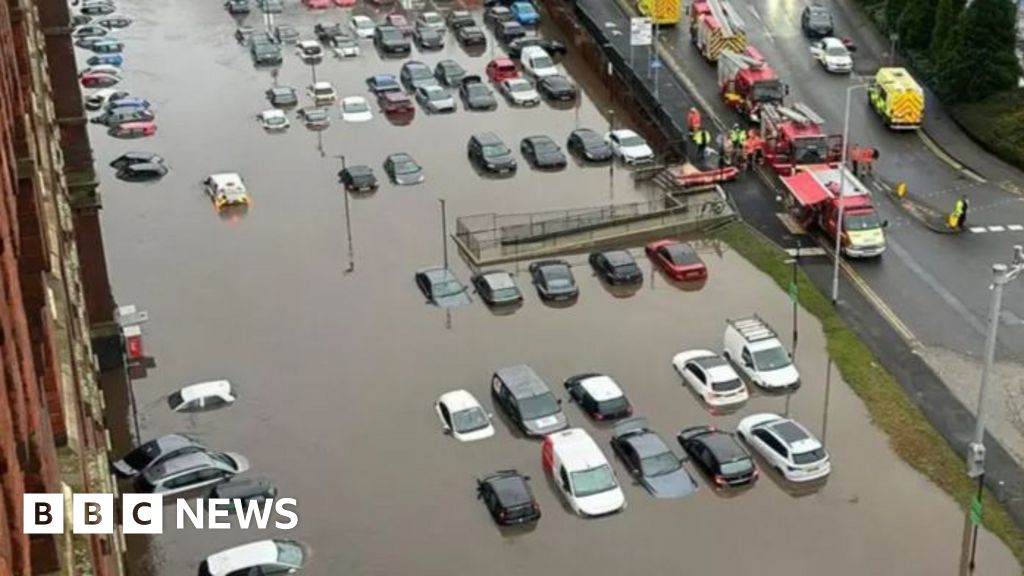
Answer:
[727,315,779,343]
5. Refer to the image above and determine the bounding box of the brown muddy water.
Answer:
[86,0,1018,574]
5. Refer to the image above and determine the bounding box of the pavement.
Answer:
[85,0,1021,573]
[569,0,1024,539]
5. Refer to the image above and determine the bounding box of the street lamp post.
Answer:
[439,198,449,270]
[335,154,355,272]
[831,84,868,305]
[958,246,1024,575]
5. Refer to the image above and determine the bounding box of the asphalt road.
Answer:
[85,0,1017,574]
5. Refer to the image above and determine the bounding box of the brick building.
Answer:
[1,0,121,574]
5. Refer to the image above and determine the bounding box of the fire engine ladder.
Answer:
[707,0,745,37]
[762,102,825,128]
[720,49,762,70]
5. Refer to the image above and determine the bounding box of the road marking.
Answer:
[747,6,763,22]
[917,130,987,183]
[988,225,1006,232]
[785,247,827,257]
[970,227,988,233]
[1009,224,1024,231]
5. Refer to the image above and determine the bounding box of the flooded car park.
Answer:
[87,1,1018,575]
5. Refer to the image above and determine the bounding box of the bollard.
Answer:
[895,181,907,198]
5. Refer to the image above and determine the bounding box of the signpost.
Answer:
[630,17,652,69]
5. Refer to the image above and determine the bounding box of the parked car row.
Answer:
[442,353,829,523]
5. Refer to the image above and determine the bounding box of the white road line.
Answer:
[970,227,988,233]
[1008,224,1024,231]
[988,225,1006,232]
[747,6,763,22]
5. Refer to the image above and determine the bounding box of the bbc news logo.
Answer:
[23,494,299,534]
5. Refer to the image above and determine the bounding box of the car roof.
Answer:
[689,354,728,372]
[177,379,231,402]
[494,364,548,397]
[578,375,624,401]
[389,152,414,162]
[767,419,817,450]
[473,132,503,144]
[524,135,555,145]
[209,173,243,187]
[417,266,452,282]
[438,389,482,412]
[205,540,283,575]
[480,271,515,289]
[298,39,319,47]
[345,164,373,176]
[270,86,294,94]
[312,81,334,90]
[403,60,430,70]
[383,91,410,101]
[342,95,367,104]
[491,57,515,66]
[151,433,197,452]
[611,129,640,138]
[487,474,533,506]
[547,428,608,472]
[821,37,845,49]
[626,430,671,459]
[601,250,635,266]
[371,74,398,83]
[261,109,286,118]
[212,477,275,498]
[145,451,221,480]
[698,430,748,461]
[125,162,164,172]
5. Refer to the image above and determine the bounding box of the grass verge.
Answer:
[713,221,1024,564]
[952,88,1024,173]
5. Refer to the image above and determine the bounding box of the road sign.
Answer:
[970,495,983,525]
[651,57,662,69]
[630,17,652,47]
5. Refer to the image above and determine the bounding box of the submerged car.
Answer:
[384,153,424,185]
[529,259,577,301]
[607,129,655,165]
[116,162,168,182]
[400,60,438,91]
[340,96,373,122]
[538,74,577,102]
[109,151,164,171]
[266,85,299,107]
[435,60,467,87]
[198,539,307,576]
[257,109,290,131]
[338,164,379,192]
[492,364,568,437]
[737,413,831,483]
[564,373,632,421]
[435,389,495,441]
[645,239,707,281]
[520,135,566,170]
[589,250,642,285]
[610,417,697,499]
[678,425,759,487]
[298,107,331,129]
[471,270,522,306]
[168,380,236,412]
[137,451,250,495]
[415,85,455,113]
[500,78,539,107]
[477,470,541,526]
[367,73,402,94]
[467,132,517,174]
[378,91,415,115]
[203,173,251,210]
[456,25,486,46]
[415,266,471,307]
[459,76,497,111]
[672,350,748,407]
[414,26,445,50]
[111,434,206,478]
[567,128,613,162]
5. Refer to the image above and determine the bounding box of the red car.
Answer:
[334,0,356,5]
[80,72,121,88]
[302,0,331,8]
[108,120,156,138]
[379,91,415,114]
[385,13,413,35]
[645,240,707,281]
[486,58,518,83]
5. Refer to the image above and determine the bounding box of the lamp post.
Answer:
[831,84,868,305]
[958,246,1024,575]
[334,154,355,272]
[439,198,449,270]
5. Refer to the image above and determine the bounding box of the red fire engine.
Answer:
[717,48,786,122]
[759,103,843,175]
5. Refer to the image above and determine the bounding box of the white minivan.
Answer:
[722,315,800,389]
[542,428,625,517]
[520,46,559,78]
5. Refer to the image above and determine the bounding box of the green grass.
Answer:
[953,88,1024,172]
[714,222,1024,565]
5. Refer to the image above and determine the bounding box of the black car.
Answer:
[495,21,526,44]
[298,107,331,130]
[508,37,567,59]
[528,260,578,301]
[567,128,614,162]
[235,26,254,45]
[538,75,576,102]
[74,36,105,49]
[224,0,251,14]
[460,76,497,110]
[678,425,759,487]
[400,61,436,91]
[468,132,517,174]
[265,86,298,107]
[116,162,168,182]
[485,6,514,26]
[110,151,164,171]
[456,25,487,46]
[520,135,566,170]
[447,10,476,30]
[315,22,347,46]
[97,15,132,28]
[81,2,116,15]
[471,270,522,306]
[374,25,411,55]
[414,26,445,50]
[611,418,697,499]
[801,4,834,38]
[71,14,93,27]
[338,165,379,192]
[589,250,642,285]
[210,477,278,503]
[564,373,633,421]
[476,470,541,526]
[273,23,299,44]
[435,60,466,87]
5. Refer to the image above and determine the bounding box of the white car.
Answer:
[295,39,324,62]
[84,88,128,110]
[416,11,445,30]
[257,109,290,131]
[672,350,749,407]
[542,428,626,517]
[168,380,236,413]
[415,85,456,113]
[333,41,360,58]
[199,540,308,576]
[520,46,559,78]
[350,15,376,39]
[737,413,831,482]
[435,390,495,442]
[811,37,853,74]
[500,78,540,107]
[308,81,337,105]
[606,129,654,165]
[203,173,250,210]
[340,96,373,122]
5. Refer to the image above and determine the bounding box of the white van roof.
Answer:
[178,379,232,402]
[547,428,609,473]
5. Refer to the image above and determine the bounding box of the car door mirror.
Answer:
[556,398,563,405]
[882,219,889,228]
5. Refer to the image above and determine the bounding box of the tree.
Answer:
[936,0,1021,102]
[898,0,937,51]
[930,0,957,55]
[885,0,909,30]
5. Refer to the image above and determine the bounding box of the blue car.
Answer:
[104,97,150,111]
[511,2,539,25]
[87,54,123,67]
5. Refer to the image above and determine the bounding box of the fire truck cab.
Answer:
[759,103,842,175]
[718,47,786,122]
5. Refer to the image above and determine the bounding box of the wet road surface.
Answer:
[86,0,1018,574]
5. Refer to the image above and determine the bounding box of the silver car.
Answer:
[415,85,456,113]
[136,451,249,495]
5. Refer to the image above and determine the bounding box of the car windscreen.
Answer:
[123,443,159,469]
[613,263,639,277]
[167,391,184,409]
[793,136,828,164]
[394,160,420,175]
[826,46,848,57]
[710,377,743,392]
[845,212,881,231]
[492,287,519,300]
[432,279,464,297]
[482,143,510,158]
[532,139,559,154]
[752,80,785,103]
[752,346,792,371]
[792,448,827,465]
[467,85,489,97]
[518,392,560,420]
[720,458,754,475]
[570,465,618,497]
[275,541,305,567]
[408,67,432,80]
[596,396,628,415]
[452,407,490,434]
[618,135,645,148]
[531,55,554,68]
[508,81,531,92]
[641,450,682,477]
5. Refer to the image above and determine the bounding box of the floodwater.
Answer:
[88,0,1019,574]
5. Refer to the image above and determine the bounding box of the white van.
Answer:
[541,428,625,517]
[520,46,559,78]
[723,316,800,389]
